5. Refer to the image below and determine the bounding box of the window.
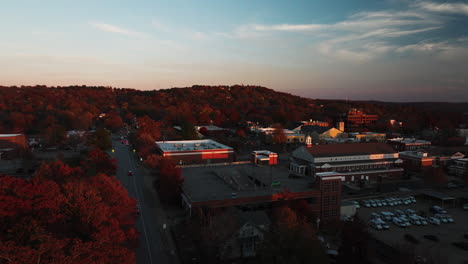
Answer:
[323,197,330,205]
[323,183,330,192]
[332,182,338,192]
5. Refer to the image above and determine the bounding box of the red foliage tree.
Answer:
[158,158,184,203]
[82,148,117,176]
[272,123,287,144]
[104,113,124,132]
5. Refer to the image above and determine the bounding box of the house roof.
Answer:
[300,125,331,134]
[305,143,396,157]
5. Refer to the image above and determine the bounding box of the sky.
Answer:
[0,0,467,102]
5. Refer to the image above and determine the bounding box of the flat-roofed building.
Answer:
[399,149,465,174]
[387,138,431,151]
[180,164,342,222]
[290,143,403,183]
[448,158,468,177]
[155,139,234,165]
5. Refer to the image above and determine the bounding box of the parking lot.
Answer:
[356,197,468,264]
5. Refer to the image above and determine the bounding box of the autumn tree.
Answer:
[157,158,184,203]
[82,148,117,176]
[135,115,161,158]
[180,119,198,140]
[104,112,124,132]
[87,128,112,150]
[258,206,329,264]
[271,123,286,144]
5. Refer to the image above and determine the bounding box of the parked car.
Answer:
[424,235,439,242]
[370,213,380,219]
[431,206,447,214]
[128,170,133,176]
[395,210,405,217]
[418,216,428,225]
[380,212,394,221]
[428,217,440,225]
[463,204,468,211]
[434,214,448,224]
[409,215,422,226]
[393,217,406,228]
[404,234,419,244]
[405,209,416,216]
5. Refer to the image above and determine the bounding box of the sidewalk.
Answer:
[137,161,181,264]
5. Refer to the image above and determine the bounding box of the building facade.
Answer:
[346,108,379,127]
[387,138,431,151]
[290,143,403,183]
[155,139,234,164]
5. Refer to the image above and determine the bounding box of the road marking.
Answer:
[121,143,154,264]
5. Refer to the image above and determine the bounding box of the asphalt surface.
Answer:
[113,140,172,264]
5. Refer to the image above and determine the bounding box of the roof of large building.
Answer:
[0,134,23,137]
[300,125,332,134]
[156,139,232,152]
[388,138,431,145]
[305,143,396,157]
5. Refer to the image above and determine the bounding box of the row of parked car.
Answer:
[369,208,455,230]
[361,196,416,208]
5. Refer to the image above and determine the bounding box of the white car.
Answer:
[434,214,448,224]
[445,215,454,223]
[428,217,440,225]
[418,216,428,225]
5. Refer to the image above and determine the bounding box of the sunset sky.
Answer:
[1,0,467,101]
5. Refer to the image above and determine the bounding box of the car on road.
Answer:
[128,170,133,176]
[424,235,439,242]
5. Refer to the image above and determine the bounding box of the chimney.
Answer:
[306,135,312,147]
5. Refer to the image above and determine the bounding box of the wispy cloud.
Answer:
[222,7,448,62]
[416,1,468,15]
[89,22,146,37]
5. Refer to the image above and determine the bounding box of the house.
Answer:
[300,125,347,144]
[255,127,306,144]
[290,142,403,183]
[387,138,431,151]
[220,210,271,259]
[155,139,234,164]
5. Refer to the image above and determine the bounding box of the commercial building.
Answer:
[252,150,278,165]
[399,150,465,174]
[290,142,403,183]
[387,138,431,151]
[155,139,234,165]
[180,164,343,222]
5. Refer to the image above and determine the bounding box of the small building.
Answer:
[349,132,386,143]
[252,150,278,165]
[340,200,358,219]
[220,210,271,259]
[387,138,431,151]
[448,158,468,177]
[290,143,403,182]
[155,139,234,165]
[300,125,347,144]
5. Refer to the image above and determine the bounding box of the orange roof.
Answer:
[305,143,396,157]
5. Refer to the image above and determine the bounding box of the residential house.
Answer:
[220,210,271,259]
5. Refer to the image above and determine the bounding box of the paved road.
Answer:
[112,140,173,264]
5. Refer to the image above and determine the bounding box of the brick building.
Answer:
[346,108,379,128]
[399,150,465,174]
[155,139,234,165]
[290,143,403,183]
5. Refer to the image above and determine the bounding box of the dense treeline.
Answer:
[0,85,466,136]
